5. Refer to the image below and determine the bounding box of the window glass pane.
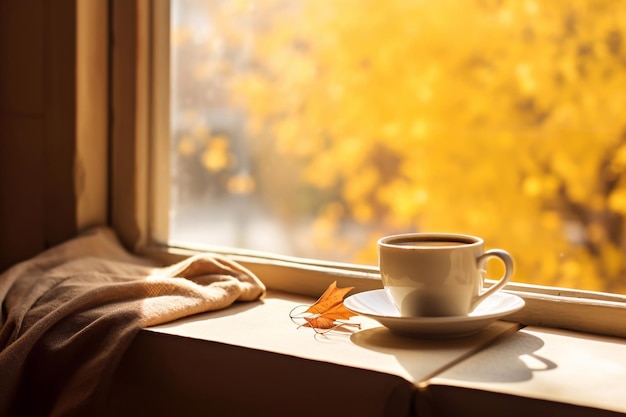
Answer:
[169,0,626,294]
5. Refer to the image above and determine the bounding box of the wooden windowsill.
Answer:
[105,290,626,417]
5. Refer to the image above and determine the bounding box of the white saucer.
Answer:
[344,289,525,338]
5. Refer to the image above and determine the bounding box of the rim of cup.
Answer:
[378,232,484,249]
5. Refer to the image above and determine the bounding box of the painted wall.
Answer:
[0,0,108,272]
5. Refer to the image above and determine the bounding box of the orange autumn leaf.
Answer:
[302,281,356,329]
[303,302,356,329]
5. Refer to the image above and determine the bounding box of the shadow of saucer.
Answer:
[351,325,493,351]
[351,325,556,383]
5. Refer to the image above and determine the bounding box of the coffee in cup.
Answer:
[378,233,513,317]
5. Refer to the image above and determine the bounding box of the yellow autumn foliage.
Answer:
[174,0,626,294]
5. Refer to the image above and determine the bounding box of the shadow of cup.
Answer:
[351,326,556,383]
[436,331,557,383]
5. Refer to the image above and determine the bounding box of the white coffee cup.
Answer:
[378,233,513,317]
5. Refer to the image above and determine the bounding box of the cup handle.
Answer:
[470,249,514,311]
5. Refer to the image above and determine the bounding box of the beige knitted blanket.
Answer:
[0,227,266,417]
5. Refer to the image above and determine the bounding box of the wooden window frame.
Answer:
[110,0,626,340]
